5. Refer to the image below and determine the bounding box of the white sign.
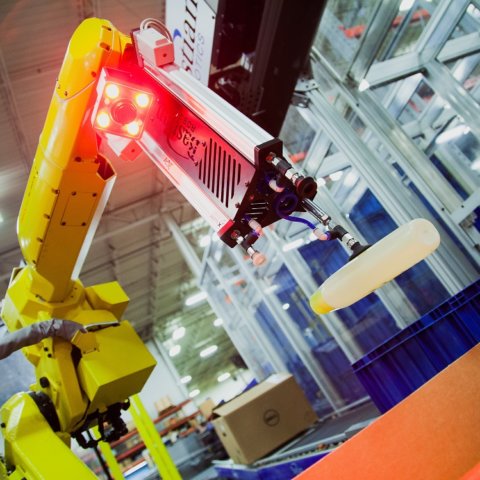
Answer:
[166,0,216,85]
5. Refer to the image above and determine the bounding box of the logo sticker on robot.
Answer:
[166,0,216,85]
[263,409,280,427]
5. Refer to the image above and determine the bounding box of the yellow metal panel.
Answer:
[17,170,58,264]
[35,340,88,431]
[85,282,130,319]
[60,191,97,226]
[1,393,96,479]
[77,321,156,408]
[16,18,130,301]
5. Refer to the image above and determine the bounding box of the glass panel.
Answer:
[255,301,334,416]
[314,0,379,78]
[371,72,480,195]
[371,73,433,123]
[271,263,367,406]
[397,79,435,124]
[201,268,275,380]
[299,239,401,354]
[445,52,480,102]
[448,3,480,38]
[375,1,440,61]
[279,105,316,163]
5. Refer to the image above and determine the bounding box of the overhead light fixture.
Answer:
[200,345,218,358]
[358,79,370,92]
[0,213,4,223]
[282,303,290,310]
[214,250,222,262]
[213,318,223,327]
[172,326,186,340]
[264,284,279,295]
[189,389,200,398]
[343,171,358,187]
[198,235,211,248]
[399,0,415,12]
[180,375,192,384]
[282,238,305,252]
[169,345,181,357]
[217,372,231,383]
[185,291,207,306]
[329,171,344,182]
[316,177,326,187]
[435,125,470,145]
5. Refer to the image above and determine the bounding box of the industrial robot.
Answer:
[0,18,440,479]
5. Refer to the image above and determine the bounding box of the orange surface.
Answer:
[461,462,480,480]
[295,344,480,480]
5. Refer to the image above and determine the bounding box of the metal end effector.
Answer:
[260,154,441,315]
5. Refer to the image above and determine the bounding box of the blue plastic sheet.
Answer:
[352,280,480,412]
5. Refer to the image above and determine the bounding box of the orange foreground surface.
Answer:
[295,344,480,480]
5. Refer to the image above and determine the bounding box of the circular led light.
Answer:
[111,101,137,124]
[96,112,111,128]
[125,121,141,136]
[105,83,120,99]
[135,92,150,108]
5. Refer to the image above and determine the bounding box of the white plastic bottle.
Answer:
[310,218,441,314]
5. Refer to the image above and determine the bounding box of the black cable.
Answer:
[87,430,113,480]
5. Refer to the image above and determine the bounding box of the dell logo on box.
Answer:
[263,409,280,427]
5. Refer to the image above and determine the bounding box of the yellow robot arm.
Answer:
[1,18,156,480]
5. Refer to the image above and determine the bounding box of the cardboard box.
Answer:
[154,395,174,414]
[295,343,480,480]
[199,398,216,420]
[212,373,317,464]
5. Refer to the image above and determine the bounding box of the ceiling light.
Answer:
[358,79,370,92]
[343,171,358,187]
[172,326,186,340]
[264,284,279,295]
[217,372,231,382]
[316,177,326,187]
[169,345,181,357]
[0,213,4,223]
[282,303,290,310]
[213,318,223,327]
[180,375,192,384]
[282,238,305,252]
[329,171,344,182]
[189,389,200,398]
[185,291,207,306]
[200,345,218,358]
[399,0,415,12]
[199,235,211,248]
[435,125,470,145]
